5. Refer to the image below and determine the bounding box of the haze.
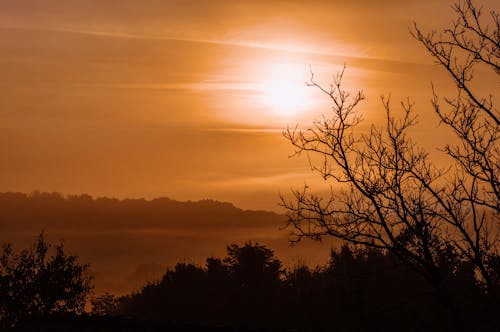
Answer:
[3,0,498,209]
[1,0,498,294]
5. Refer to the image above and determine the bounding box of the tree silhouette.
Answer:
[224,242,283,290]
[412,0,499,301]
[0,233,92,328]
[281,0,499,325]
[91,293,120,316]
[112,241,497,331]
[116,242,284,327]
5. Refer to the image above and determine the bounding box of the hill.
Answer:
[0,192,330,294]
[0,191,283,232]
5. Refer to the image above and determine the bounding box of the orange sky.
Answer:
[0,0,498,211]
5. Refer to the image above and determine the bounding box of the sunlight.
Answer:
[258,63,313,117]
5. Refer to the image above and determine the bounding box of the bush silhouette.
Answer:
[0,233,92,328]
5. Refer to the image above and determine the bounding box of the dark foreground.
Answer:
[15,315,300,332]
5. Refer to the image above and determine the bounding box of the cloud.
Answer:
[0,0,444,61]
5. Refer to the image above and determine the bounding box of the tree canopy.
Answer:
[0,233,92,328]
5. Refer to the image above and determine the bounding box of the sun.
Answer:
[259,63,313,117]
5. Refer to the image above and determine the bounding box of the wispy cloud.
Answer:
[0,25,419,64]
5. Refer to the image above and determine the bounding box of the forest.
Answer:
[1,236,498,331]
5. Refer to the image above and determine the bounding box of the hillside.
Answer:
[0,192,330,295]
[0,191,283,232]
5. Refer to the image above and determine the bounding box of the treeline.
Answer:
[105,242,495,332]
[2,237,498,331]
[0,191,284,232]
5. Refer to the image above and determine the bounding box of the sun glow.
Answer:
[259,63,314,117]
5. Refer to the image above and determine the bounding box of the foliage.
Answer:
[116,242,494,331]
[224,242,283,289]
[118,242,283,326]
[0,233,92,327]
[90,293,120,316]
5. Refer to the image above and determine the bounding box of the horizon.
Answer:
[1,189,278,211]
[0,190,334,295]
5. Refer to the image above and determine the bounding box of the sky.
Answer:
[0,0,498,211]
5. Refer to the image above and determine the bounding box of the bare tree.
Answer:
[281,0,499,319]
[412,0,499,297]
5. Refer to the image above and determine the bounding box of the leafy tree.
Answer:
[281,0,499,324]
[90,293,119,316]
[117,242,284,327]
[115,241,493,330]
[224,242,283,289]
[0,233,92,327]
